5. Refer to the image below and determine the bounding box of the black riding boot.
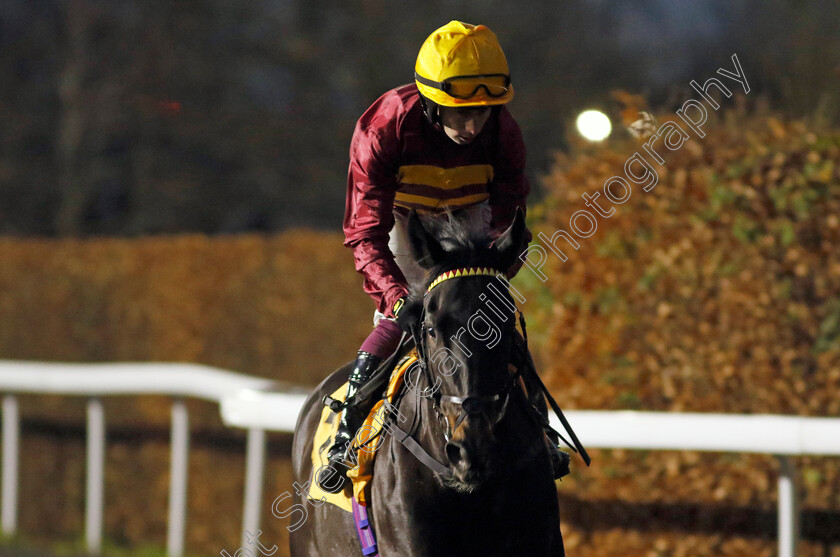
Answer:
[318,351,382,494]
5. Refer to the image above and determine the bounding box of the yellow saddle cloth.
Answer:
[306,351,417,511]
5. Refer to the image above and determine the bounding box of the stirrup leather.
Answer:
[318,352,382,493]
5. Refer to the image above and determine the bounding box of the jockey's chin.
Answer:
[447,133,477,145]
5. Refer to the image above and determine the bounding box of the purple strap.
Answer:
[351,496,379,556]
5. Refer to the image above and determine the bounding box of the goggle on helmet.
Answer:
[414,21,514,108]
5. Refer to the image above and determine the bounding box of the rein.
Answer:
[516,312,591,466]
[382,265,590,477]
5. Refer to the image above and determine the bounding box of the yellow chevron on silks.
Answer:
[394,164,494,212]
[398,164,494,190]
[393,191,490,212]
[426,267,503,293]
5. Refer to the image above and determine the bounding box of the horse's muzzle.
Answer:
[444,418,496,485]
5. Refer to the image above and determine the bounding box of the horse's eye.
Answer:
[426,326,436,338]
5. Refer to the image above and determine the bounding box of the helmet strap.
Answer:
[419,95,442,129]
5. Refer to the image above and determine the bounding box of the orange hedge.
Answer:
[0,231,373,386]
[0,231,377,555]
[531,108,840,556]
[2,108,840,555]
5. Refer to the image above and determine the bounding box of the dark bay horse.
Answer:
[290,210,565,556]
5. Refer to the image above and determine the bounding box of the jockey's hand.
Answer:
[393,297,418,335]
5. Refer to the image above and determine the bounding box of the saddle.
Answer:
[306,351,418,511]
[305,317,589,511]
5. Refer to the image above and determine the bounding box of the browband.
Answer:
[426,267,504,294]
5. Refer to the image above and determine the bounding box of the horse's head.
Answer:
[403,208,527,490]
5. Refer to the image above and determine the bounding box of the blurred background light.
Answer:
[575,109,612,141]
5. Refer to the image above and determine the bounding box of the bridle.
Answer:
[382,265,583,480]
[412,267,522,443]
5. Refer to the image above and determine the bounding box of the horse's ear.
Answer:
[398,295,423,330]
[407,209,445,269]
[493,208,526,270]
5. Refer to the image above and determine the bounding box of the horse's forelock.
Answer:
[424,211,492,252]
[416,213,498,292]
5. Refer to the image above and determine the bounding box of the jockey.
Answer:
[321,21,563,492]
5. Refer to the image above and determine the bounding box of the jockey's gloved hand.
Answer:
[393,297,419,335]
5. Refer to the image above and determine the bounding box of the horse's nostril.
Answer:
[445,442,468,467]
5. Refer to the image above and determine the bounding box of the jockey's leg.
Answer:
[319,318,402,493]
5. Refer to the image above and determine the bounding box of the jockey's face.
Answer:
[439,106,492,145]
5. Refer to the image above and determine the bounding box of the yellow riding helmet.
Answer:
[414,21,514,107]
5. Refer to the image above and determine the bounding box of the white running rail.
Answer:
[221,391,840,557]
[3,361,840,557]
[0,361,287,556]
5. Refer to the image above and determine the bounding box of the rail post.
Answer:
[2,394,19,536]
[86,397,105,554]
[777,455,800,557]
[167,398,189,557]
[241,428,266,548]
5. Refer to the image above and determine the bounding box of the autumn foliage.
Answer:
[531,108,840,556]
[1,109,840,555]
[0,231,372,383]
[0,231,374,556]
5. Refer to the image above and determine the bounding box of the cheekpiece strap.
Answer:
[426,267,503,294]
